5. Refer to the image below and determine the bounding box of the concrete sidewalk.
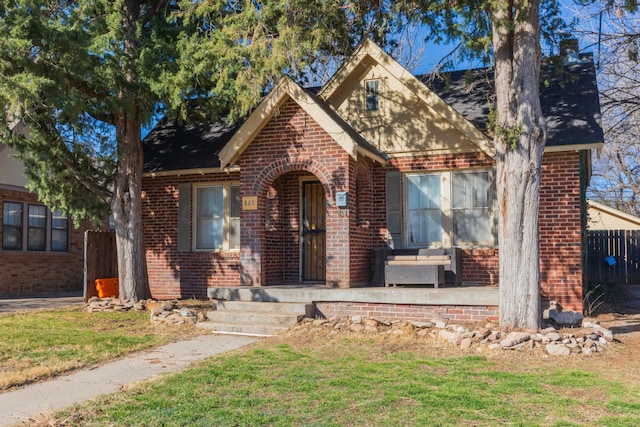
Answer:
[0,334,258,427]
[0,291,84,313]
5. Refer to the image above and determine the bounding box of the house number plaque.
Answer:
[242,196,258,211]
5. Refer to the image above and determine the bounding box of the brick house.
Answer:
[0,137,85,297]
[142,40,603,317]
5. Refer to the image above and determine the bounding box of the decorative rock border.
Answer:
[83,298,207,325]
[286,316,615,356]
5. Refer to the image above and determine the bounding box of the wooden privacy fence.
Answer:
[84,231,118,301]
[587,230,640,285]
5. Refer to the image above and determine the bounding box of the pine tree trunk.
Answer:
[108,0,149,302]
[113,113,150,302]
[492,0,547,329]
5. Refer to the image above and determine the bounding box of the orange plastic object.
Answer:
[95,278,119,298]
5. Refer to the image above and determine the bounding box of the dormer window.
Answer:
[365,79,379,112]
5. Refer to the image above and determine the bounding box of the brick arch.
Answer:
[251,157,334,201]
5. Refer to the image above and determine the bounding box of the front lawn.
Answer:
[0,308,194,391]
[53,331,640,427]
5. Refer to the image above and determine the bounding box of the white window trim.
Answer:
[2,201,69,253]
[192,182,240,252]
[364,78,381,114]
[404,169,494,249]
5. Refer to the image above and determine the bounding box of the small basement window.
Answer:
[365,79,379,112]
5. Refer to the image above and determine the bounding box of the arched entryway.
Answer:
[262,172,327,285]
[240,156,348,287]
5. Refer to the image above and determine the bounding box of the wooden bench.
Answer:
[383,248,462,288]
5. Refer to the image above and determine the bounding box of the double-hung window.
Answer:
[2,202,23,250]
[406,174,443,246]
[2,202,70,252]
[452,171,492,246]
[194,184,240,251]
[28,204,47,251]
[404,170,493,248]
[51,211,69,252]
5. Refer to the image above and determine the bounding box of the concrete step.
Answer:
[216,300,313,315]
[205,309,302,326]
[197,321,287,337]
[197,300,312,336]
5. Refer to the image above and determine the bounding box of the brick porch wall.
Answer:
[238,99,353,288]
[0,187,85,296]
[142,172,241,299]
[315,302,499,323]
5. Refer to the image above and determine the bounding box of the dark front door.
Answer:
[302,181,326,281]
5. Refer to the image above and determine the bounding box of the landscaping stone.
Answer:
[411,321,432,329]
[546,343,571,356]
[432,319,448,329]
[546,332,561,342]
[280,314,616,357]
[460,337,472,350]
[364,318,379,327]
[83,298,208,325]
[438,329,461,345]
[500,332,531,348]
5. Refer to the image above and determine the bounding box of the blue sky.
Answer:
[409,1,603,74]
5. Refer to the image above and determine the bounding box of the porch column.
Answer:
[239,208,264,286]
[325,203,350,288]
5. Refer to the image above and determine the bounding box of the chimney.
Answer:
[560,38,580,63]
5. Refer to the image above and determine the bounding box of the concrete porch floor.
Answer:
[208,284,499,306]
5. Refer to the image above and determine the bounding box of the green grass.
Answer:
[0,308,191,390]
[56,337,640,427]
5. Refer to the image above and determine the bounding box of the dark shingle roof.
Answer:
[143,118,240,173]
[423,53,603,148]
[143,55,603,173]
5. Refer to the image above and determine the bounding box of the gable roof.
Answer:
[142,43,604,175]
[218,76,387,168]
[424,54,604,150]
[319,39,495,158]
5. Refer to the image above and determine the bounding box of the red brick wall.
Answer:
[539,151,584,311]
[142,172,241,299]
[238,99,353,287]
[0,187,85,296]
[315,301,499,323]
[368,151,584,311]
[370,152,498,283]
[461,248,499,285]
[141,106,585,312]
[349,159,377,285]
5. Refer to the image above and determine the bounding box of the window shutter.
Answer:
[386,171,402,249]
[177,183,192,252]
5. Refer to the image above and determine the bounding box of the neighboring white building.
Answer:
[587,200,640,231]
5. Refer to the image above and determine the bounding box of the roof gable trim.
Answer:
[319,39,495,158]
[219,77,385,168]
